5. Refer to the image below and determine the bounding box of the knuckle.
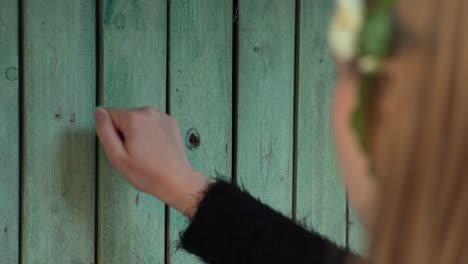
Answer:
[142,106,159,116]
[128,112,145,127]
[169,117,180,128]
[112,152,128,167]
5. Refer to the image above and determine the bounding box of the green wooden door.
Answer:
[0,0,365,263]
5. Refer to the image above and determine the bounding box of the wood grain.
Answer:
[22,0,96,262]
[236,0,295,216]
[295,0,347,247]
[168,0,232,263]
[0,0,19,262]
[98,0,167,263]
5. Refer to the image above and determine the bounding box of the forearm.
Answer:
[180,180,350,264]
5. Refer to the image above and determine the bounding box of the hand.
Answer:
[95,106,210,218]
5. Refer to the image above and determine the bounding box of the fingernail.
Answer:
[95,106,105,121]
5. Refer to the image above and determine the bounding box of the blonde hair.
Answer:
[367,0,468,263]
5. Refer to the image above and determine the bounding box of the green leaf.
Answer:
[359,1,395,59]
[352,75,373,153]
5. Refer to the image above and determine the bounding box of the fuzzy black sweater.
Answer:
[180,180,350,264]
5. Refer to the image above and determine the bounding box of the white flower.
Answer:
[329,0,365,61]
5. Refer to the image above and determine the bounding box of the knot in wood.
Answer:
[186,128,201,150]
[5,66,18,81]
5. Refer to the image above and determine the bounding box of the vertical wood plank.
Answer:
[0,0,19,262]
[349,208,368,254]
[236,0,295,216]
[295,0,347,247]
[98,0,167,263]
[168,0,232,262]
[22,0,96,262]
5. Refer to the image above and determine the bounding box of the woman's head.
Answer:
[331,0,468,262]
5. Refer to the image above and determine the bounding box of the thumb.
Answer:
[95,107,129,165]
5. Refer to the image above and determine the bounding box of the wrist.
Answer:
[166,169,211,219]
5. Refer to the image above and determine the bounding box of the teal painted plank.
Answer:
[168,1,232,263]
[237,0,295,216]
[98,0,167,263]
[295,0,347,247]
[0,0,19,263]
[349,208,369,254]
[22,0,96,262]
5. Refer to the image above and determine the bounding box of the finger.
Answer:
[137,106,162,115]
[107,107,163,138]
[95,107,129,165]
[105,108,133,131]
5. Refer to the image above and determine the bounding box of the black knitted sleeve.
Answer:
[180,180,350,264]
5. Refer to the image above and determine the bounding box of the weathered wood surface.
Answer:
[9,1,358,261]
[22,0,96,262]
[98,0,167,263]
[349,208,368,254]
[0,0,19,263]
[295,0,347,247]
[236,0,295,216]
[168,0,232,263]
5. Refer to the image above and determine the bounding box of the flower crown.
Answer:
[329,0,396,152]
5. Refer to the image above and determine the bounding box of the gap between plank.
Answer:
[292,0,301,222]
[346,190,350,250]
[18,0,25,262]
[164,0,171,263]
[231,0,239,186]
[94,0,102,263]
